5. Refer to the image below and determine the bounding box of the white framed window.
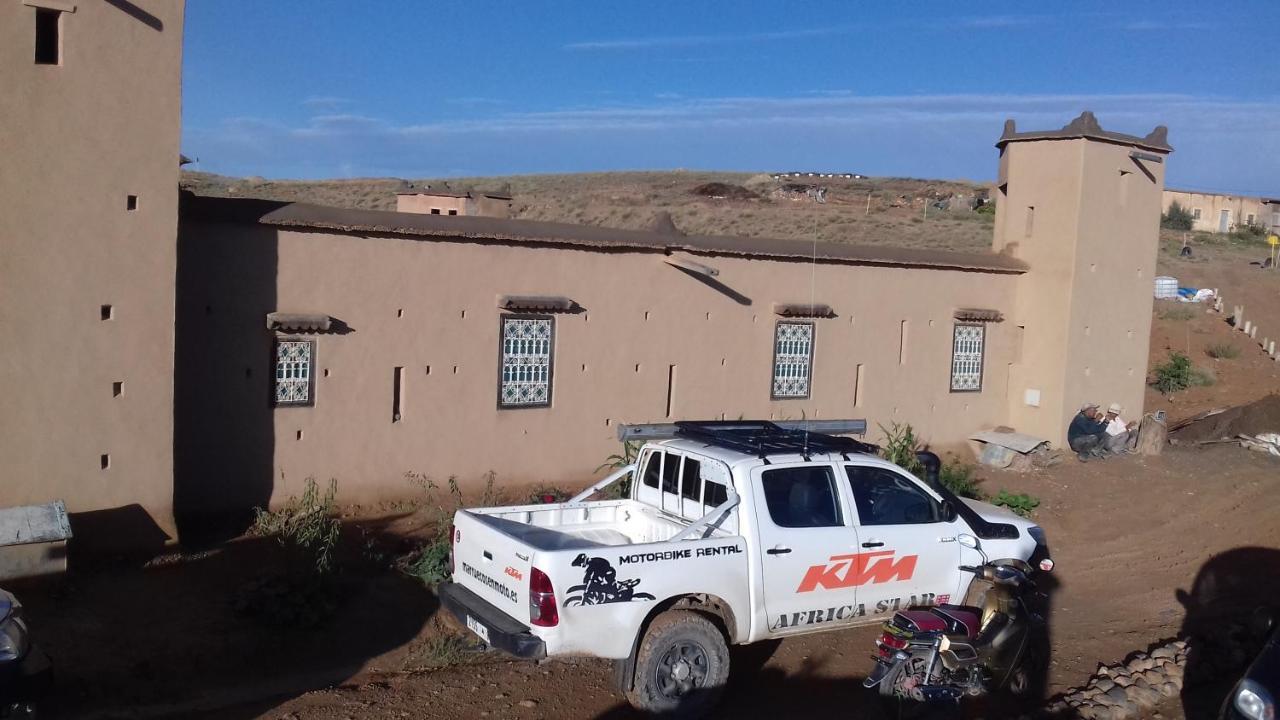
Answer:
[771,321,814,399]
[1246,213,1255,225]
[1192,207,1202,220]
[950,324,985,392]
[274,339,315,406]
[498,315,554,408]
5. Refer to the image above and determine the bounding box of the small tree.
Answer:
[1161,201,1194,231]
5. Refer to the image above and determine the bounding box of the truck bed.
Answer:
[465,498,729,551]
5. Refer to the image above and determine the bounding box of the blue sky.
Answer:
[182,1,1280,195]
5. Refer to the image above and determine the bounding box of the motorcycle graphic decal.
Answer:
[796,550,918,593]
[564,553,656,606]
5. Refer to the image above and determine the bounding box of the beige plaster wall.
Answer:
[0,1,184,541]
[177,221,1019,509]
[1162,190,1272,233]
[396,194,468,215]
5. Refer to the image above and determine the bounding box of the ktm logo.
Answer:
[797,551,918,593]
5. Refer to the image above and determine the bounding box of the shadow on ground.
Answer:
[1177,546,1280,720]
[10,514,435,720]
[593,628,1054,720]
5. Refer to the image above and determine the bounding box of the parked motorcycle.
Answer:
[864,552,1049,715]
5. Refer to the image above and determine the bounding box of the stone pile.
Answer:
[1043,639,1187,719]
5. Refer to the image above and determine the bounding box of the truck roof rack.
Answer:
[621,420,878,463]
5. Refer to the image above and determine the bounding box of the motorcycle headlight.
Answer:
[1234,679,1275,720]
[0,612,29,663]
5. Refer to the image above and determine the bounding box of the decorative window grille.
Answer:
[499,316,554,408]
[275,339,315,406]
[950,324,985,392]
[771,322,814,399]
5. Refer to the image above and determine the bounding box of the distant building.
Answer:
[395,185,513,218]
[1162,188,1280,234]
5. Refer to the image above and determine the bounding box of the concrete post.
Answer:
[1251,326,1258,339]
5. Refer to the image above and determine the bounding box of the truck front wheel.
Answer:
[625,610,730,717]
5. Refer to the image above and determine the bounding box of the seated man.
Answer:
[1102,403,1139,454]
[1067,402,1108,461]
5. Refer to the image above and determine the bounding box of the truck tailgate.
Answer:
[451,510,532,624]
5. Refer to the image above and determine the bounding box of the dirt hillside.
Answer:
[180,170,995,252]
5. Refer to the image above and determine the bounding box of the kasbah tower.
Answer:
[994,113,1170,442]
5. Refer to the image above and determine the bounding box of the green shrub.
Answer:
[404,539,452,586]
[939,462,985,500]
[991,490,1040,517]
[251,477,341,575]
[399,471,500,587]
[527,484,572,504]
[1230,222,1267,243]
[593,439,640,499]
[1161,201,1194,231]
[975,202,996,216]
[878,422,922,474]
[1157,306,1196,321]
[1206,342,1240,360]
[1152,352,1194,393]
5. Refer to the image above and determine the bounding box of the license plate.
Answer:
[466,615,490,644]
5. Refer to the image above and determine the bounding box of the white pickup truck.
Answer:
[439,421,1051,716]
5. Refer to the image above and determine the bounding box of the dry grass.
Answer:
[181,170,996,253]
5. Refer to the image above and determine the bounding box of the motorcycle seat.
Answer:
[931,605,982,638]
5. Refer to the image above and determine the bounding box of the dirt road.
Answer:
[191,442,1280,720]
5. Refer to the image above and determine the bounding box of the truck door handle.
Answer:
[861,541,884,548]
[766,546,792,555]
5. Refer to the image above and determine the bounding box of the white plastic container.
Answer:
[1154,276,1179,299]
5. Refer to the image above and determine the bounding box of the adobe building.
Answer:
[1162,188,1280,234]
[0,1,1172,544]
[1,0,185,546]
[395,185,514,218]
[173,113,1171,533]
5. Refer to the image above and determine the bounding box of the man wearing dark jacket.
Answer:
[1068,402,1108,461]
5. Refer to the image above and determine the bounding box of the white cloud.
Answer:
[301,96,353,110]
[562,15,1054,51]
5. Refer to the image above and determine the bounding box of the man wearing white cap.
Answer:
[1102,402,1139,455]
[1067,402,1108,461]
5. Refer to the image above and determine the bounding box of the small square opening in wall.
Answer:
[100,454,110,470]
[112,381,123,397]
[34,8,60,65]
[100,304,114,321]
[126,195,139,211]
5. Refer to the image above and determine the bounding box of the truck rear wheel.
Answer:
[625,610,730,718]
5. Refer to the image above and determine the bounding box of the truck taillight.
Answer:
[529,567,559,627]
[449,526,458,576]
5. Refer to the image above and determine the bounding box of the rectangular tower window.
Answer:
[274,339,316,406]
[127,195,139,211]
[392,366,404,422]
[666,365,677,418]
[1025,206,1035,238]
[950,324,985,392]
[498,315,554,408]
[771,321,813,399]
[898,320,909,365]
[35,8,60,65]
